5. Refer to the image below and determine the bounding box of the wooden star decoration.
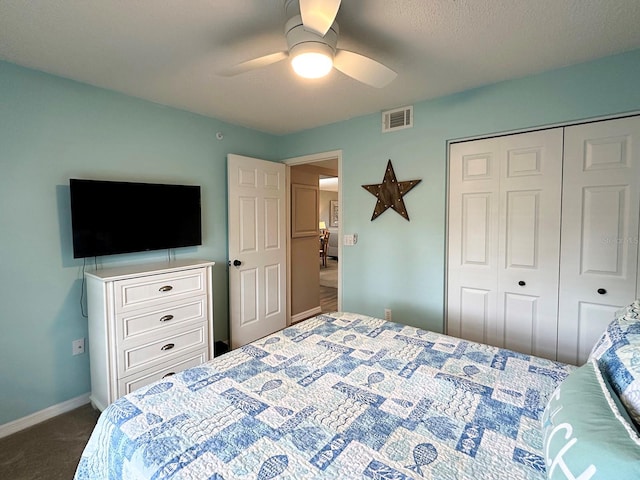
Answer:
[362,160,421,221]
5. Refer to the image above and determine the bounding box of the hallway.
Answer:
[320,257,338,313]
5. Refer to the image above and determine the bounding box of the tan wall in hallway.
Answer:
[290,166,320,318]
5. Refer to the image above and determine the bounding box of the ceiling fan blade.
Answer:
[333,50,397,88]
[300,0,341,36]
[218,51,288,76]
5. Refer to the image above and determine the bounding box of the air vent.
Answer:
[382,106,413,133]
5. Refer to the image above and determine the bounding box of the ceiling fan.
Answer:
[220,0,397,88]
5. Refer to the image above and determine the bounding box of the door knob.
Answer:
[597,288,607,295]
[231,259,242,267]
[518,281,526,286]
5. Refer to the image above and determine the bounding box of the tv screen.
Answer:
[70,179,202,258]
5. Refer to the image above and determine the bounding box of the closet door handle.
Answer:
[597,288,607,295]
[159,285,173,292]
[161,343,175,351]
[518,281,526,286]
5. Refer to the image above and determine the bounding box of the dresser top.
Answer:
[85,259,215,282]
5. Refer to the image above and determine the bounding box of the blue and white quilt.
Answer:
[75,313,574,479]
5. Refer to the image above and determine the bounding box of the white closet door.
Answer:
[448,137,501,345]
[558,116,640,365]
[495,129,563,360]
[448,128,562,358]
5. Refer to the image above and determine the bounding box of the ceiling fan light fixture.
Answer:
[290,42,333,79]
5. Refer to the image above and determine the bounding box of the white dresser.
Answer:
[85,259,215,410]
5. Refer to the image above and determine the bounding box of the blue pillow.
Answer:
[542,359,640,479]
[589,300,640,425]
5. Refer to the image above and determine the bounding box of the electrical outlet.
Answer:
[384,308,392,321]
[72,338,85,356]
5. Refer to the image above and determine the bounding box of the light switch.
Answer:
[343,234,358,246]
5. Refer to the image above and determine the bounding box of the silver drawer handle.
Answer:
[161,343,175,351]
[159,285,173,292]
[159,315,174,323]
[162,372,176,378]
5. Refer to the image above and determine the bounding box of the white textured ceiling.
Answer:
[1,0,639,135]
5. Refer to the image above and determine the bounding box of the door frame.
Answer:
[284,149,343,325]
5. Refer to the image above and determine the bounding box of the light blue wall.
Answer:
[279,49,640,332]
[0,61,278,424]
[2,49,640,426]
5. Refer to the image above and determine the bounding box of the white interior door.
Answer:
[495,129,563,360]
[448,137,500,345]
[448,128,563,359]
[558,116,640,365]
[228,154,286,349]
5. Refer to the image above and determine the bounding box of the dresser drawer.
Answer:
[115,296,207,345]
[117,325,207,376]
[117,349,208,397]
[114,268,206,312]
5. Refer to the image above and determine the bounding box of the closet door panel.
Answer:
[505,190,539,267]
[575,302,620,361]
[461,193,492,264]
[458,287,492,345]
[502,293,539,355]
[582,185,629,274]
[558,116,640,365]
[448,139,500,344]
[496,129,563,359]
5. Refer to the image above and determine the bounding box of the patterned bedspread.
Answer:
[75,313,574,479]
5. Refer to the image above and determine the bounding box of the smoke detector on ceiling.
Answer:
[382,106,413,133]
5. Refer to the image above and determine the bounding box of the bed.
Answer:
[75,309,640,479]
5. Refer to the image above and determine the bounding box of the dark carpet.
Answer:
[0,404,99,480]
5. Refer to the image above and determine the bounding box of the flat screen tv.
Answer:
[70,179,202,258]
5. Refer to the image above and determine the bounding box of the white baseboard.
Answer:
[291,306,322,324]
[0,392,91,439]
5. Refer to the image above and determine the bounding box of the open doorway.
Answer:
[319,175,338,313]
[285,150,341,324]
